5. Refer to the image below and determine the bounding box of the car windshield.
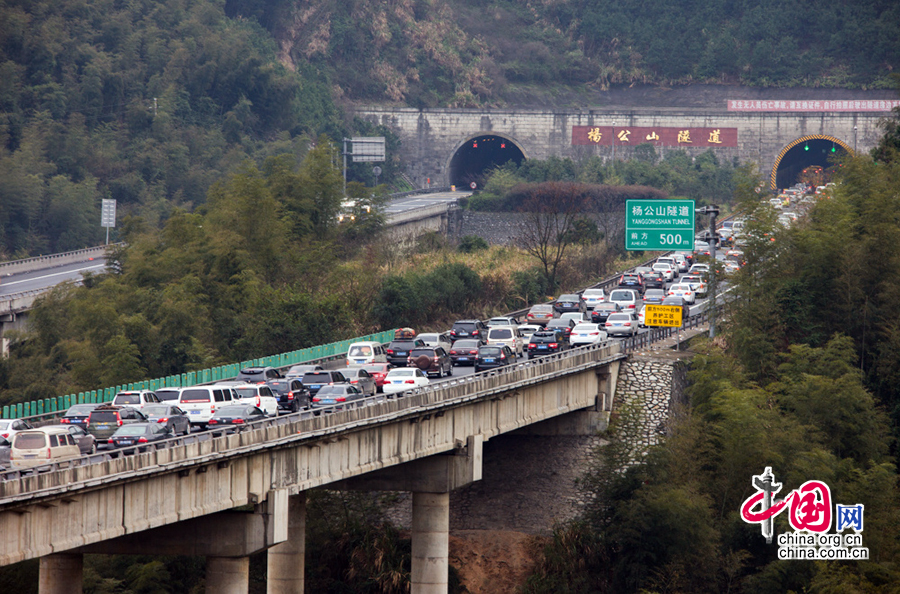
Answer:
[234,388,259,399]
[558,295,579,302]
[583,290,604,297]
[418,334,439,341]
[452,340,479,350]
[180,389,211,403]
[573,324,599,332]
[409,348,436,357]
[66,405,95,415]
[115,394,141,404]
[303,373,331,384]
[0,420,10,430]
[90,411,119,423]
[596,303,618,311]
[489,329,513,339]
[607,314,631,322]
[388,369,416,377]
[143,405,169,416]
[531,333,556,340]
[156,390,180,402]
[479,347,503,355]
[317,386,349,395]
[610,291,633,300]
[214,406,247,417]
[349,345,373,356]
[113,426,147,437]
[391,341,419,349]
[530,305,552,313]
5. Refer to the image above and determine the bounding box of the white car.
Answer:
[517,324,542,342]
[668,283,696,304]
[580,288,607,309]
[487,317,518,327]
[231,383,280,416]
[570,323,608,346]
[652,262,675,282]
[672,253,689,272]
[608,289,640,314]
[382,368,430,395]
[680,275,707,298]
[0,418,35,442]
[111,390,161,410]
[486,326,525,357]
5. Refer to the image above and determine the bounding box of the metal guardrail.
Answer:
[0,244,119,277]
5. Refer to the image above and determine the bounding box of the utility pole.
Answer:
[697,204,720,338]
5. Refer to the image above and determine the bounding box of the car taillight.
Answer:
[108,438,114,443]
[233,419,244,424]
[500,355,506,359]
[209,419,218,424]
[288,393,295,400]
[527,314,534,318]
[211,405,216,413]
[590,332,600,336]
[624,322,631,326]
[336,397,346,402]
[528,344,535,349]
[605,322,612,327]
[469,350,477,354]
[46,447,51,459]
[450,350,457,355]
[405,380,415,384]
[60,418,70,424]
[117,418,123,426]
[386,349,395,354]
[472,330,480,336]
[312,397,320,402]
[138,437,148,443]
[549,343,558,348]
[433,356,440,362]
[156,417,168,423]
[351,379,358,383]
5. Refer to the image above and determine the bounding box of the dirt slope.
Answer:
[450,530,545,594]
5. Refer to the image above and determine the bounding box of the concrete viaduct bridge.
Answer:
[0,342,632,593]
[354,104,892,190]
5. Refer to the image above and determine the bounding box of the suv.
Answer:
[86,405,148,445]
[111,390,161,410]
[553,294,587,315]
[527,330,568,358]
[236,366,284,383]
[301,371,349,398]
[407,346,453,378]
[177,385,238,428]
[386,338,426,366]
[449,320,488,342]
[486,326,524,357]
[617,273,645,294]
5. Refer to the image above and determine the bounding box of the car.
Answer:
[525,303,556,325]
[693,241,710,255]
[608,289,640,314]
[111,390,161,410]
[672,253,689,272]
[140,404,192,436]
[580,288,607,309]
[417,333,453,351]
[155,388,183,404]
[177,385,238,428]
[662,296,690,322]
[618,273,645,295]
[591,302,622,324]
[725,249,746,265]
[680,275,708,298]
[604,313,638,337]
[675,250,695,268]
[285,364,323,379]
[546,318,577,342]
[474,345,515,372]
[569,323,608,346]
[558,312,588,325]
[86,405,149,445]
[407,346,453,378]
[656,257,679,278]
[641,271,666,290]
[0,436,10,469]
[343,367,378,396]
[42,423,97,455]
[553,294,587,315]
[768,197,784,209]
[517,324,542,342]
[689,263,710,275]
[382,368,430,395]
[487,317,519,328]
[230,383,283,415]
[302,371,350,398]
[386,337,427,366]
[207,404,267,429]
[361,363,393,392]
[642,288,666,305]
[652,262,675,282]
[486,326,525,357]
[59,403,101,428]
[637,305,647,327]
[668,283,696,304]
[107,422,173,449]
[236,366,284,383]
[9,427,81,468]
[449,320,488,342]
[448,339,481,366]
[310,385,367,409]
[345,341,388,366]
[526,330,567,358]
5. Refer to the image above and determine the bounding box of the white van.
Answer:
[10,427,81,469]
[177,384,237,428]
[112,390,161,410]
[346,341,387,366]
[486,326,524,357]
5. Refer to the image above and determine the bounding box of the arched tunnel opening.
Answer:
[449,135,525,189]
[774,138,847,190]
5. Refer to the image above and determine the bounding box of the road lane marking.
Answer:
[2,264,106,287]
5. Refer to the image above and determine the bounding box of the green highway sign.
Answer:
[625,200,695,251]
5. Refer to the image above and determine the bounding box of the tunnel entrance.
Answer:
[449,135,526,189]
[771,135,850,190]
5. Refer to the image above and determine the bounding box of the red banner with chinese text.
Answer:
[572,126,738,148]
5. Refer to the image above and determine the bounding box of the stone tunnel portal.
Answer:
[449,135,525,189]
[772,135,850,190]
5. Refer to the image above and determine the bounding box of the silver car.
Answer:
[604,313,638,337]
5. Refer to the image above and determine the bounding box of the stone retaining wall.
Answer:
[612,355,689,448]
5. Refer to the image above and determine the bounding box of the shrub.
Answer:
[458,235,489,253]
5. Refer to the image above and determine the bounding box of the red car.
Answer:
[361,363,393,393]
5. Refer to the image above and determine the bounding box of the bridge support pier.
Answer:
[38,553,82,594]
[411,492,450,594]
[267,493,306,594]
[207,556,250,594]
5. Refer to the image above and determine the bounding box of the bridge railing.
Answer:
[0,244,119,277]
[1,329,398,421]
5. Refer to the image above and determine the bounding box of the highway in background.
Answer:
[0,259,107,298]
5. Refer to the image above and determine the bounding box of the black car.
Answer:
[618,273,645,295]
[527,330,568,358]
[301,371,349,398]
[449,320,488,342]
[107,422,172,449]
[310,385,366,410]
[448,339,481,366]
[545,318,577,341]
[141,404,191,436]
[474,345,515,372]
[386,338,426,366]
[59,403,101,428]
[208,404,267,429]
[407,346,453,378]
[553,294,587,315]
[591,302,622,324]
[266,378,309,411]
[236,366,284,383]
[641,271,666,290]
[87,405,149,446]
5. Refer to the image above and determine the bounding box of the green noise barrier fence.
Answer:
[2,329,397,420]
